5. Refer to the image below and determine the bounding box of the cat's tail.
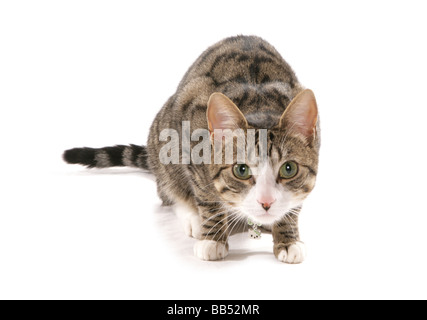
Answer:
[63,144,149,170]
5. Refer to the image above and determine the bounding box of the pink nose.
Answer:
[257,198,276,211]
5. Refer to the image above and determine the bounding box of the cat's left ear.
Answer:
[279,89,318,141]
[207,92,248,135]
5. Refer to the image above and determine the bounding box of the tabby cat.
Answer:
[64,36,320,263]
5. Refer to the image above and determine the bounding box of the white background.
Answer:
[1,0,426,300]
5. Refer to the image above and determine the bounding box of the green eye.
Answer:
[280,161,298,179]
[232,164,252,180]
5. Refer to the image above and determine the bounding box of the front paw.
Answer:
[275,241,306,264]
[174,204,202,239]
[183,215,202,239]
[193,240,229,261]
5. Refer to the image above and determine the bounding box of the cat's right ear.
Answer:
[207,93,248,138]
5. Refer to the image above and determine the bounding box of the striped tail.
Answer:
[63,144,149,170]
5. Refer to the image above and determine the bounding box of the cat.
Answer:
[63,35,320,263]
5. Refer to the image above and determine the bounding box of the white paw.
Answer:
[193,240,229,261]
[277,242,306,264]
[183,215,202,239]
[174,203,202,239]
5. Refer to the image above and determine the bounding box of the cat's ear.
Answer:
[279,89,318,140]
[207,92,248,134]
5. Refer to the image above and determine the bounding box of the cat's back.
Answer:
[178,35,300,93]
[174,36,303,129]
[149,36,305,159]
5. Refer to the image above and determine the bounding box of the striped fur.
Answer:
[63,145,149,169]
[64,36,320,262]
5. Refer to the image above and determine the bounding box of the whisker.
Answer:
[223,214,243,241]
[217,214,242,258]
[209,212,239,243]
[202,211,231,240]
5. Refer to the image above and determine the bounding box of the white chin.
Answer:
[251,214,279,226]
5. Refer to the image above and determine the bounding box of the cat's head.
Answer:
[207,89,319,226]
